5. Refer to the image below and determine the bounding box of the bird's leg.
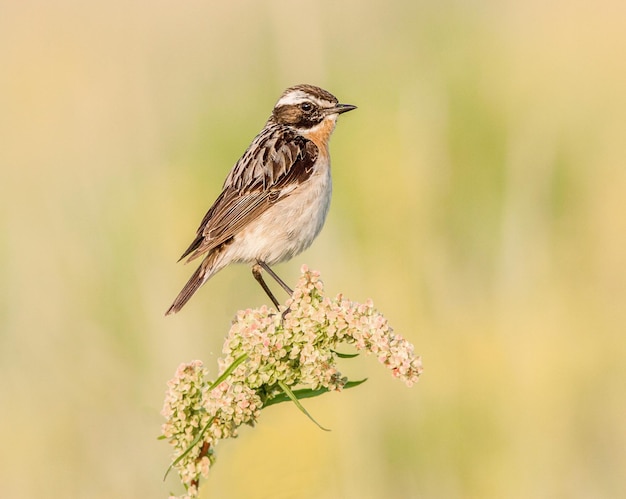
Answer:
[252,261,295,318]
[252,264,281,309]
[256,261,294,296]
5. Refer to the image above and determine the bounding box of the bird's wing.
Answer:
[178,125,319,262]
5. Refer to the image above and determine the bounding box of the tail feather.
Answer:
[166,253,221,315]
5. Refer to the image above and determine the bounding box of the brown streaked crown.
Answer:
[278,84,339,105]
[269,84,339,129]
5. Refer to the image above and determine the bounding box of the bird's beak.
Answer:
[328,103,357,115]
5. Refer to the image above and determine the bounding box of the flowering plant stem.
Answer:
[161,266,423,499]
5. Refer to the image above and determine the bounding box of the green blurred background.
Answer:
[1,1,625,497]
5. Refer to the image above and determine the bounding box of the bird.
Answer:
[166,84,356,315]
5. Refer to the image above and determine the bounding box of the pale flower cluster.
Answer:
[162,266,422,498]
[161,361,212,498]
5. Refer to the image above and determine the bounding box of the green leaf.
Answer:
[263,378,368,408]
[208,353,248,390]
[344,378,368,389]
[263,387,329,407]
[264,379,368,407]
[333,350,360,359]
[277,380,330,432]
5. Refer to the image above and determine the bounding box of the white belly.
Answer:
[227,165,332,265]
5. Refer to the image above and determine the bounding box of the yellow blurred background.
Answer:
[1,1,625,497]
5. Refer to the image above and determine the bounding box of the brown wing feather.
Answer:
[178,124,319,263]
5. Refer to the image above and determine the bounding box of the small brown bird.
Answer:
[166,84,356,315]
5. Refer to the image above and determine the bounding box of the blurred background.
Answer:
[1,0,625,497]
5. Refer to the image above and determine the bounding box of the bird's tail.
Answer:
[165,252,222,315]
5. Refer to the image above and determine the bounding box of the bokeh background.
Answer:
[1,1,625,497]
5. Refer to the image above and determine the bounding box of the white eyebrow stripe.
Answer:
[275,91,328,108]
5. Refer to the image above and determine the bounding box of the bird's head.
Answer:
[270,84,357,132]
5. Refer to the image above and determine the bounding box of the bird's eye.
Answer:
[300,102,313,112]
